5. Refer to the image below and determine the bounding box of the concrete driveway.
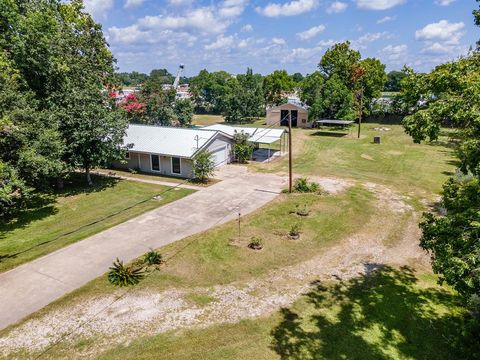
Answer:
[0,166,286,330]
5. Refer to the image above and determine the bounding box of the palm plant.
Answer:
[108,258,144,286]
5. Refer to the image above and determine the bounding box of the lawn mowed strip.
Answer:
[253,123,456,198]
[0,175,194,272]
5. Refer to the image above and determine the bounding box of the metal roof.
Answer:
[203,124,285,145]
[124,124,226,158]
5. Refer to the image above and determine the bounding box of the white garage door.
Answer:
[210,146,227,167]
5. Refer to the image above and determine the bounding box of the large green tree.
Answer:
[301,42,386,120]
[263,70,295,106]
[385,70,407,92]
[401,14,480,339]
[0,0,128,212]
[189,70,231,114]
[223,68,265,123]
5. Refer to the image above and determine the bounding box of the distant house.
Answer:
[112,124,232,178]
[266,103,310,128]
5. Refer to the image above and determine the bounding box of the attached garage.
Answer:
[210,146,228,167]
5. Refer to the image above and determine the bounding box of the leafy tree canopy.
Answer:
[401,6,480,331]
[301,42,386,120]
[224,68,265,123]
[263,70,295,106]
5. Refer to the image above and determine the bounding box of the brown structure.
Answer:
[266,103,309,128]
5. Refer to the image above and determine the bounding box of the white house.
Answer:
[112,124,232,178]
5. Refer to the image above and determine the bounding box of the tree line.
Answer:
[120,42,392,125]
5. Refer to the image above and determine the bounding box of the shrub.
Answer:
[296,204,310,217]
[192,150,215,183]
[107,258,144,286]
[289,223,301,237]
[293,177,320,193]
[233,131,253,163]
[144,249,162,266]
[248,236,264,250]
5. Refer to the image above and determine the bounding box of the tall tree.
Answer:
[385,70,407,92]
[402,50,480,342]
[263,70,295,106]
[319,41,361,84]
[223,68,264,123]
[301,42,386,121]
[189,70,231,114]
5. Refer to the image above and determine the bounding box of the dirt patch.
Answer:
[0,182,427,358]
[307,176,353,194]
[361,154,374,161]
[364,182,413,213]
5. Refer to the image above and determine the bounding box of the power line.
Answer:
[33,117,291,358]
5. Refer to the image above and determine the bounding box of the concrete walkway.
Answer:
[89,170,204,190]
[0,167,286,330]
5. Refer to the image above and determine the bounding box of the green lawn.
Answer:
[192,114,224,126]
[251,123,456,200]
[0,175,193,272]
[0,122,465,359]
[98,269,466,360]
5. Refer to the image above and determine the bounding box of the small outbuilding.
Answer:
[266,103,309,128]
[112,124,232,178]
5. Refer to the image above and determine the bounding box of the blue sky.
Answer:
[84,0,479,76]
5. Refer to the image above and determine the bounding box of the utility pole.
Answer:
[357,87,363,139]
[288,110,293,193]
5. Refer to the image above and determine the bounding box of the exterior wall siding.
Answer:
[110,132,233,179]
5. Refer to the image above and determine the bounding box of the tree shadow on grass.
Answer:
[271,265,469,360]
[59,173,118,197]
[0,174,119,242]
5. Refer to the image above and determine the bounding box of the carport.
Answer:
[202,124,287,163]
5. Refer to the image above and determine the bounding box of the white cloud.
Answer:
[256,0,318,17]
[124,0,144,8]
[241,24,253,32]
[435,0,455,6]
[272,37,287,45]
[139,7,229,34]
[415,20,465,44]
[108,25,197,45]
[84,0,114,19]
[351,31,390,49]
[380,44,407,61]
[219,0,249,18]
[205,35,235,50]
[296,25,326,40]
[327,1,347,14]
[356,0,405,10]
[284,46,323,62]
[168,0,194,5]
[318,39,337,47]
[377,16,395,24]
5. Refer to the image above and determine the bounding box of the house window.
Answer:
[151,154,160,171]
[171,157,181,174]
[125,151,130,159]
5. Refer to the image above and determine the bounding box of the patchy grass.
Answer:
[95,168,184,184]
[252,123,455,199]
[96,267,465,360]
[94,168,220,187]
[185,292,216,307]
[0,175,194,272]
[192,114,224,126]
